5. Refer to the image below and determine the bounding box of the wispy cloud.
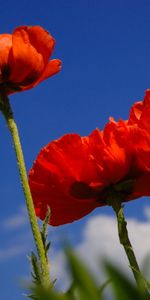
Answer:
[0,244,28,262]
[1,205,28,230]
[0,230,33,263]
[0,205,32,263]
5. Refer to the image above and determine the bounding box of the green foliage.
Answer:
[31,248,150,300]
[28,207,51,299]
[65,248,103,300]
[105,263,150,300]
[27,213,150,300]
[40,206,51,261]
[30,286,70,300]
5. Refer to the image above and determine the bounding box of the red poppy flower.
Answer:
[29,90,150,226]
[0,26,61,94]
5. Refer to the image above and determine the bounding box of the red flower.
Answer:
[29,90,150,226]
[0,26,61,94]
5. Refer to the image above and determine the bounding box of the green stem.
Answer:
[0,90,50,288]
[108,196,148,293]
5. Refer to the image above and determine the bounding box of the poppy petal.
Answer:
[22,26,55,63]
[0,25,61,93]
[32,59,62,88]
[0,34,12,80]
[9,26,44,83]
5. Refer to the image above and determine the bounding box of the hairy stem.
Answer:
[108,196,148,294]
[0,90,50,288]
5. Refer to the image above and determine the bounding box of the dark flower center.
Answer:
[1,64,11,81]
[0,64,40,93]
[70,179,136,204]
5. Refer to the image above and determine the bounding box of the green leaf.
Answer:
[33,286,70,300]
[40,206,51,259]
[41,206,51,238]
[98,279,111,294]
[105,262,149,300]
[65,248,103,300]
[30,251,42,285]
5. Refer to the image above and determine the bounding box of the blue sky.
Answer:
[1,0,150,299]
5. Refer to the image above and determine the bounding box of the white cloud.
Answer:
[143,205,150,221]
[50,250,70,290]
[50,211,150,291]
[1,205,150,291]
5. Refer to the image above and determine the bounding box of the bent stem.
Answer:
[0,90,50,288]
[108,196,148,293]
